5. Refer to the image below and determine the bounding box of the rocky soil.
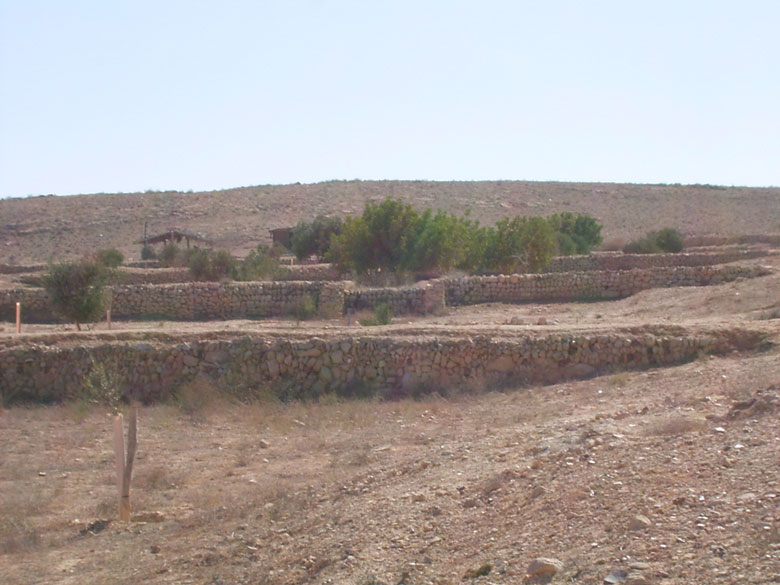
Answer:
[1,180,779,263]
[1,253,779,584]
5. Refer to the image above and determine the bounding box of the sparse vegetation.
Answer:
[359,302,393,326]
[290,293,317,321]
[95,248,124,268]
[233,244,284,281]
[187,248,236,281]
[623,227,684,254]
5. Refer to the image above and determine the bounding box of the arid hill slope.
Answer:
[1,180,779,264]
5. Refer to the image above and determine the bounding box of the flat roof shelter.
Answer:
[137,228,214,248]
[269,227,294,250]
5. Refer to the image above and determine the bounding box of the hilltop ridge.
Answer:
[2,179,779,263]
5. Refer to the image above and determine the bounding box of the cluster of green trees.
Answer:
[321,198,603,275]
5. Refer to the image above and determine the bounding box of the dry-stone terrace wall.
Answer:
[1,328,766,404]
[542,249,771,273]
[344,281,445,315]
[445,264,770,305]
[0,264,772,322]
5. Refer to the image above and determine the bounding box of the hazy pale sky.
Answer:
[1,0,778,198]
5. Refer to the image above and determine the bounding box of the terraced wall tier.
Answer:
[542,249,770,273]
[1,264,771,322]
[0,328,766,404]
[444,264,770,306]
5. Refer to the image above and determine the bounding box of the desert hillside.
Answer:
[1,180,779,264]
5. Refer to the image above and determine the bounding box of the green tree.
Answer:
[403,210,473,274]
[327,198,419,274]
[43,261,107,330]
[547,212,603,255]
[291,215,342,261]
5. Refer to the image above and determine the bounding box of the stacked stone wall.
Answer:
[445,264,770,306]
[542,249,770,273]
[0,328,766,404]
[344,280,445,316]
[1,264,771,322]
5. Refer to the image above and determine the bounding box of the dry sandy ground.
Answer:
[1,350,778,585]
[1,255,780,584]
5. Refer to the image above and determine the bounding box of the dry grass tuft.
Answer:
[0,517,41,554]
[646,415,707,436]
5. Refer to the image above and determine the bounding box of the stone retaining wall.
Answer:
[1,264,771,322]
[344,280,445,315]
[0,328,766,404]
[542,249,770,273]
[445,264,770,306]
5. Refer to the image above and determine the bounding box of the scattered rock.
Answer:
[604,569,627,583]
[463,563,492,579]
[132,511,166,523]
[629,514,652,531]
[527,557,563,583]
[79,519,110,536]
[258,439,270,449]
[537,317,548,325]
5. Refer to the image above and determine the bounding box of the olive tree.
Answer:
[42,260,106,330]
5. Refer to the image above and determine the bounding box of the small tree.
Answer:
[291,215,342,261]
[655,227,684,252]
[42,261,106,330]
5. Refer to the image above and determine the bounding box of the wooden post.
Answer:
[112,414,125,517]
[120,407,138,521]
[106,309,111,330]
[16,302,21,334]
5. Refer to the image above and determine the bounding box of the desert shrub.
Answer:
[158,243,181,266]
[81,353,124,413]
[655,227,684,252]
[373,302,392,325]
[42,260,106,330]
[599,237,627,252]
[187,249,236,281]
[360,302,393,326]
[174,375,220,419]
[0,517,41,555]
[623,227,684,254]
[140,245,156,260]
[291,215,343,261]
[623,234,661,254]
[290,293,317,321]
[234,245,284,281]
[95,248,124,268]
